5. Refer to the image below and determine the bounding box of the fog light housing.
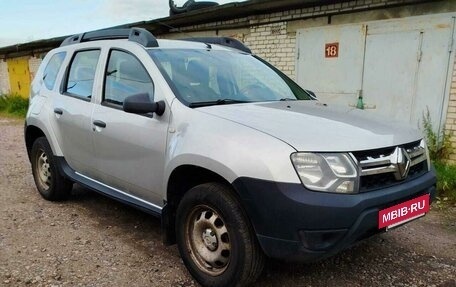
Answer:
[299,229,348,251]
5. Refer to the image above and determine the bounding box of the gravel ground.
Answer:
[0,117,455,287]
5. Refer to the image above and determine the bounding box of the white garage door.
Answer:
[296,14,456,132]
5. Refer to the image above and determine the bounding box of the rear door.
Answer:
[50,49,100,177]
[90,48,169,206]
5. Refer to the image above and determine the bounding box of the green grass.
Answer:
[0,94,29,118]
[434,161,456,206]
[420,109,455,207]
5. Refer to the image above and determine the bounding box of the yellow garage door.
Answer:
[7,57,31,98]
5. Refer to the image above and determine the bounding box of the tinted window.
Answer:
[43,52,66,90]
[65,50,100,99]
[104,50,154,105]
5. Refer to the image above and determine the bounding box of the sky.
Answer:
[0,0,245,47]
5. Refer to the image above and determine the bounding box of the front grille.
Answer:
[352,140,428,192]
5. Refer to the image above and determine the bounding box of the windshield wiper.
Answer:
[189,99,250,108]
[279,98,297,101]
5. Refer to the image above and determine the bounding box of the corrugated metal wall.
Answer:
[296,13,456,133]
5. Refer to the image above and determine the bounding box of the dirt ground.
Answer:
[0,117,455,287]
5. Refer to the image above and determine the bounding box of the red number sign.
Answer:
[325,43,339,58]
[378,194,430,229]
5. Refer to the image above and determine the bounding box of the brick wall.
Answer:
[168,0,456,162]
[445,59,456,163]
[169,0,426,80]
[172,0,420,32]
[0,60,10,94]
[244,22,296,78]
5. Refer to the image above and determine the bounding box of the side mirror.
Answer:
[305,89,317,99]
[123,93,165,116]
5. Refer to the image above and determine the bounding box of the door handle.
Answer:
[93,120,106,128]
[54,108,63,115]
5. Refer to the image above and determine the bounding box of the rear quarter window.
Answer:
[43,52,66,90]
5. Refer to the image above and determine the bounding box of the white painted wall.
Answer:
[29,56,42,81]
[0,60,10,94]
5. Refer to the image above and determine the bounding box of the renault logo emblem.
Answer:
[392,147,411,180]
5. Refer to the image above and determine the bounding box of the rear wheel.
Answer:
[176,183,264,287]
[31,137,72,201]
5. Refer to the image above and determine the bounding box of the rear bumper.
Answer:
[232,169,436,261]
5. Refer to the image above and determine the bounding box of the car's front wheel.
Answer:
[176,183,264,287]
[31,137,72,201]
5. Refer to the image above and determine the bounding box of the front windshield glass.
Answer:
[149,49,312,107]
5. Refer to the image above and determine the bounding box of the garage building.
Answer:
[1,0,456,161]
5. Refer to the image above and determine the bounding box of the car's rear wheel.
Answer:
[176,183,264,287]
[31,137,72,201]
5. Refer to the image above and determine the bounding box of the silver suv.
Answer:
[25,28,436,287]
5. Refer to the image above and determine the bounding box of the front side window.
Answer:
[150,49,312,107]
[104,50,154,106]
[43,52,66,90]
[65,50,100,100]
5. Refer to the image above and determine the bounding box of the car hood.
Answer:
[198,101,422,152]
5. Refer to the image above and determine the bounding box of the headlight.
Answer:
[291,152,359,193]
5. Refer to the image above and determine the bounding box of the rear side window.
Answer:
[103,50,154,105]
[64,50,100,100]
[43,52,66,90]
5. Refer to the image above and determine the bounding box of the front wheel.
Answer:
[176,183,264,287]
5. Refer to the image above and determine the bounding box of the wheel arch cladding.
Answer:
[25,124,46,160]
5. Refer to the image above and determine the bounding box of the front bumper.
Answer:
[232,169,436,262]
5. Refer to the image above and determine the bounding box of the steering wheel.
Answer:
[239,83,272,101]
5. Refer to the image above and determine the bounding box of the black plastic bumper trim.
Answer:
[232,170,436,261]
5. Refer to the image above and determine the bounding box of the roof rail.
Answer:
[180,37,251,53]
[60,27,159,48]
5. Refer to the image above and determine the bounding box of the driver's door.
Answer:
[91,49,169,206]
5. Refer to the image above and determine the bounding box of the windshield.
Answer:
[149,49,312,107]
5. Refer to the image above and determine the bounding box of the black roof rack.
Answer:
[60,27,159,48]
[180,37,251,54]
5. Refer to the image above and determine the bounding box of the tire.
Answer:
[176,183,264,287]
[30,137,72,201]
